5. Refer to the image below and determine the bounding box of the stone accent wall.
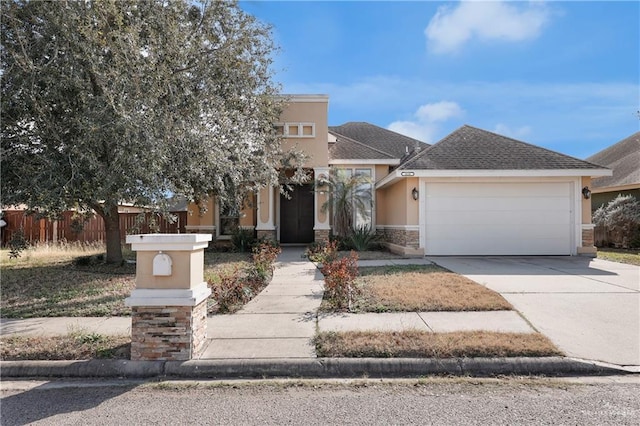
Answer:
[314,229,330,243]
[582,227,595,247]
[257,229,276,241]
[131,300,208,361]
[380,227,420,249]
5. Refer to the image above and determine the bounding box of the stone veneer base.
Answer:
[314,229,330,243]
[130,300,208,361]
[256,229,276,241]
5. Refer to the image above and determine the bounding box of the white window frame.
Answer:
[333,167,374,230]
[274,122,315,138]
[216,200,240,240]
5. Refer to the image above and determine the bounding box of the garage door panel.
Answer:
[426,223,570,240]
[426,210,571,226]
[426,197,569,212]
[427,182,571,198]
[425,182,573,255]
[427,239,570,256]
[429,212,571,229]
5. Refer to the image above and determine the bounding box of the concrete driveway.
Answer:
[427,256,640,368]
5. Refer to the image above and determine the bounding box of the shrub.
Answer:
[344,225,381,251]
[305,240,338,264]
[252,240,282,281]
[593,195,640,248]
[208,267,253,313]
[207,241,282,313]
[231,227,256,252]
[321,251,360,310]
[8,228,28,259]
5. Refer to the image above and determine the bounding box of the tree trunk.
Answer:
[103,204,123,264]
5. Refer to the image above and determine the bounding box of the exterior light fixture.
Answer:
[582,186,591,199]
[412,187,419,200]
[317,173,329,186]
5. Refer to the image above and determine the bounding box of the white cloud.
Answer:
[494,123,532,139]
[388,101,464,143]
[388,121,437,143]
[425,1,551,54]
[416,101,464,122]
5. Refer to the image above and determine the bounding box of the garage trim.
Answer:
[419,177,582,256]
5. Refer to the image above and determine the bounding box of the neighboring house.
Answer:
[585,131,640,211]
[186,95,611,256]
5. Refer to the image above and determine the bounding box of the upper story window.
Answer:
[275,122,315,138]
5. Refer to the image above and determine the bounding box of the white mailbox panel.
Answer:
[152,252,173,276]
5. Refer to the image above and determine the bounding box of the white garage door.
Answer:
[425,182,573,255]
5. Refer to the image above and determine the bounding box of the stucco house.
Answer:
[186,95,611,256]
[585,131,640,211]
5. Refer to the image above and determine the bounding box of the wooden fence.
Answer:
[1,210,187,246]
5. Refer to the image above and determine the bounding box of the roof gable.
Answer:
[586,131,640,189]
[400,125,606,171]
[329,122,429,160]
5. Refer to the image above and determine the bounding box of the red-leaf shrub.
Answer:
[321,251,360,310]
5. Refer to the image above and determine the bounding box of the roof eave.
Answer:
[330,159,400,166]
[591,182,640,193]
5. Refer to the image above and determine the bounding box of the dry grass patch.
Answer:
[1,245,135,318]
[204,251,251,278]
[338,250,405,261]
[0,332,130,360]
[0,241,110,267]
[0,245,252,318]
[353,265,512,312]
[315,330,562,358]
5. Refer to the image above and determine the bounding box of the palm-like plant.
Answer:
[317,168,372,237]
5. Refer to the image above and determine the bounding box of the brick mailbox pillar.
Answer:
[125,234,212,361]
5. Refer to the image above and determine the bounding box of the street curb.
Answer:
[0,357,634,379]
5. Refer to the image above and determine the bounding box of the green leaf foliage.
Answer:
[1,0,303,262]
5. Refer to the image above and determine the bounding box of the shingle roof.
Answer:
[328,131,396,161]
[586,132,640,189]
[399,125,606,171]
[329,122,429,159]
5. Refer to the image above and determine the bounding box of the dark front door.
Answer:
[280,184,315,244]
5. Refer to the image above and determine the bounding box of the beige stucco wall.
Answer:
[258,187,271,224]
[186,198,215,228]
[375,165,390,184]
[239,195,256,228]
[279,97,329,168]
[405,177,419,225]
[317,190,328,224]
[377,178,419,226]
[582,176,592,224]
[135,249,205,289]
[186,195,256,230]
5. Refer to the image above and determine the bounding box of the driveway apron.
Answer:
[428,256,640,367]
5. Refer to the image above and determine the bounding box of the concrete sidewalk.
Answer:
[0,249,535,359]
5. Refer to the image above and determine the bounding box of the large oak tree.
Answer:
[2,0,303,262]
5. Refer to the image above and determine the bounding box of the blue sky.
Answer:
[241,1,639,159]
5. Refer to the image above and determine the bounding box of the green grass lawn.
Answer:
[597,248,640,266]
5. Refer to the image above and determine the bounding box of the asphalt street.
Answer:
[1,377,639,425]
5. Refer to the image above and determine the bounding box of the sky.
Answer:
[240,0,639,159]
